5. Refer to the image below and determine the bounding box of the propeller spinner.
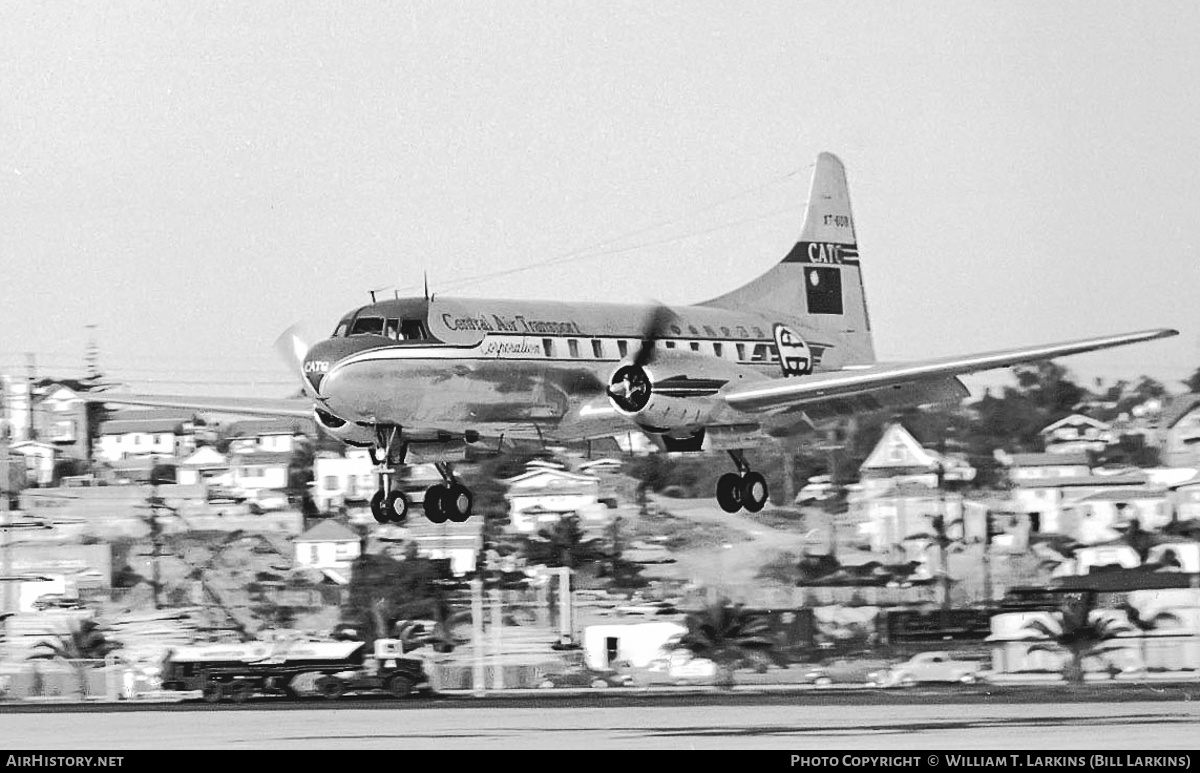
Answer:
[606,303,673,412]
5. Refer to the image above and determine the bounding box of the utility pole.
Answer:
[25,353,36,441]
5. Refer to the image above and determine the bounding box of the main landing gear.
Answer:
[715,450,769,514]
[368,427,475,525]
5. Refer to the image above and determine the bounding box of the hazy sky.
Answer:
[2,1,1197,399]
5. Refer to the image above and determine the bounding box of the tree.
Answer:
[342,550,459,647]
[905,512,970,611]
[670,599,787,688]
[521,515,608,570]
[1021,592,1131,684]
[27,619,122,698]
[1184,366,1200,395]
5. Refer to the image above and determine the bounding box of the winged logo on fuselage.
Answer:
[772,323,813,377]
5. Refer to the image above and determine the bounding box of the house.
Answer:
[1161,394,1200,468]
[1068,488,1172,544]
[1001,451,1092,483]
[856,423,975,495]
[95,409,197,462]
[1009,470,1148,536]
[1039,414,1114,455]
[7,441,58,486]
[503,466,607,533]
[177,447,232,487]
[852,483,982,557]
[228,451,292,493]
[225,418,315,455]
[313,449,375,512]
[293,520,362,583]
[31,383,92,460]
[398,515,483,576]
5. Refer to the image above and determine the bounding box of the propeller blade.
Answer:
[274,324,318,399]
[631,303,673,368]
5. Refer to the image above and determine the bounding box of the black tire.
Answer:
[315,676,345,700]
[385,490,409,523]
[716,473,743,513]
[370,490,388,524]
[202,682,225,704]
[386,675,415,698]
[445,483,473,523]
[741,472,769,513]
[424,485,448,524]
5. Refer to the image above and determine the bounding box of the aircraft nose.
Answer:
[301,343,334,396]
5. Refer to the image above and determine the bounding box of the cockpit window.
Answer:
[399,320,429,341]
[384,318,400,339]
[350,316,385,336]
[333,321,349,338]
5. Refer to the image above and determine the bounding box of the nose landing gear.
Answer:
[716,450,769,514]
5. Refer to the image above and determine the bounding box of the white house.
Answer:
[856,423,975,496]
[583,621,686,670]
[225,418,315,455]
[503,467,607,533]
[8,441,57,486]
[313,449,376,511]
[1002,451,1092,483]
[1161,395,1200,469]
[228,451,292,493]
[1009,470,1148,536]
[293,520,362,583]
[95,410,196,462]
[1069,488,1171,545]
[1039,414,1114,455]
[177,447,232,487]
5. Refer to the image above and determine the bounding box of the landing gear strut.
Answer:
[423,462,473,524]
[369,427,410,525]
[716,451,768,514]
[368,427,476,524]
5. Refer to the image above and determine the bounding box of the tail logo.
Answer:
[772,324,813,377]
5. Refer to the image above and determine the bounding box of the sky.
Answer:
[2,1,1197,400]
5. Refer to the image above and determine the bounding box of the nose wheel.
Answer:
[716,452,769,513]
[368,429,477,524]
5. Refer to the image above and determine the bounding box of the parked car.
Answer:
[615,601,679,616]
[244,488,290,513]
[32,594,84,612]
[537,666,633,689]
[800,658,894,686]
[644,652,718,686]
[873,651,988,687]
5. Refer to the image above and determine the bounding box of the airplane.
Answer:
[87,152,1177,526]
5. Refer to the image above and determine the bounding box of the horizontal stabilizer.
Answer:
[83,392,313,419]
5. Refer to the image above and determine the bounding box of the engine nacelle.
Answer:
[607,360,726,434]
[312,407,376,447]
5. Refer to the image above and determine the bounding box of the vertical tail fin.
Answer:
[700,152,875,366]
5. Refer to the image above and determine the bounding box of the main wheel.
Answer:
[370,490,388,524]
[385,490,410,523]
[424,485,448,524]
[741,472,769,513]
[386,675,415,698]
[444,483,473,523]
[716,473,743,513]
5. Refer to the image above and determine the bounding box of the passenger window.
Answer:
[736,343,747,361]
[350,316,384,336]
[713,343,723,358]
[689,342,700,352]
[617,340,629,358]
[568,339,580,358]
[591,340,603,358]
[665,341,676,349]
[542,339,555,358]
[751,344,768,361]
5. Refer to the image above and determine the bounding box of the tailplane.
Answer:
[701,152,875,366]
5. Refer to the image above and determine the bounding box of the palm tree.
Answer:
[523,515,608,569]
[27,619,122,698]
[670,599,787,688]
[906,513,969,610]
[1020,592,1131,684]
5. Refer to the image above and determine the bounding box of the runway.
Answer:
[2,694,1198,750]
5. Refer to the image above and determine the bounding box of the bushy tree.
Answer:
[28,620,122,698]
[671,599,787,687]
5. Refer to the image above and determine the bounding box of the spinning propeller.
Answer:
[607,303,673,412]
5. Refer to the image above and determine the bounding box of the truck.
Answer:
[160,638,430,703]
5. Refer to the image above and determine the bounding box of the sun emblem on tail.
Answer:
[772,323,813,377]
